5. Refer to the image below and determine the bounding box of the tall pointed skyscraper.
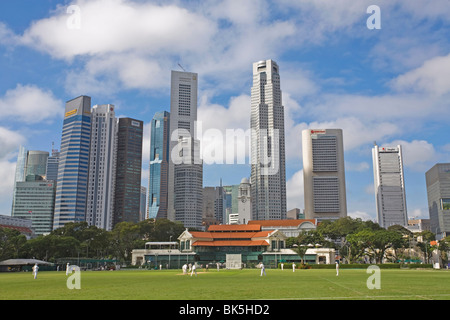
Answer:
[250,60,287,220]
[167,70,203,229]
[53,96,92,230]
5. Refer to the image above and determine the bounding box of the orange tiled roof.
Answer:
[189,231,213,239]
[253,230,274,238]
[248,219,316,227]
[192,240,269,247]
[207,224,261,232]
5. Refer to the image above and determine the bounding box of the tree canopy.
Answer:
[0,219,185,264]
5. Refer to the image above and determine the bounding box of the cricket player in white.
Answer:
[190,263,197,276]
[260,263,266,276]
[32,264,39,279]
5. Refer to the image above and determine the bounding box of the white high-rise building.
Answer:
[86,104,118,231]
[372,144,408,228]
[237,178,252,224]
[250,60,287,220]
[167,70,203,229]
[302,129,347,221]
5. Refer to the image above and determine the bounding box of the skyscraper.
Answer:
[25,151,49,180]
[12,147,55,234]
[12,180,56,235]
[53,96,92,230]
[202,186,226,225]
[250,59,287,220]
[425,163,450,237]
[372,144,408,228]
[148,111,170,220]
[114,117,143,226]
[46,148,60,182]
[14,146,28,183]
[302,129,347,221]
[167,70,203,229]
[86,104,117,231]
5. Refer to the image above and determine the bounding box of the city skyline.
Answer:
[1,1,450,223]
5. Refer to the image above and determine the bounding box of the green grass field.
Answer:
[1,268,449,300]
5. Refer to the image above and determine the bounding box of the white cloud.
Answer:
[198,94,251,165]
[346,161,370,172]
[13,0,299,94]
[408,208,428,219]
[365,184,375,195]
[348,210,375,221]
[0,128,26,160]
[386,139,438,172]
[21,0,216,60]
[391,53,450,96]
[0,84,63,124]
[286,169,304,211]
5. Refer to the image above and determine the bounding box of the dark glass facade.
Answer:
[114,118,143,226]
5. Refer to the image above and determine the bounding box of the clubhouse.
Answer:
[131,220,335,269]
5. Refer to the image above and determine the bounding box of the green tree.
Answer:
[346,229,373,263]
[371,229,403,263]
[438,236,450,267]
[110,222,141,263]
[0,227,27,260]
[417,230,435,264]
[318,217,382,263]
[292,244,308,265]
[23,234,80,261]
[150,219,185,242]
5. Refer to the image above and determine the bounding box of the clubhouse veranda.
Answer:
[131,219,336,269]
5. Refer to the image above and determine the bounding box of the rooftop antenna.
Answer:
[178,63,186,72]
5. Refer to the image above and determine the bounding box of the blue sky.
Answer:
[1,0,449,222]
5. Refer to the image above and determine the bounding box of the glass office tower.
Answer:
[148,111,170,220]
[53,96,92,230]
[114,117,143,226]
